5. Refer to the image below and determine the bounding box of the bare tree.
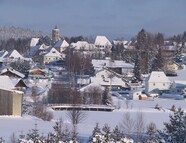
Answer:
[135,111,145,142]
[67,108,86,141]
[66,94,87,142]
[9,133,16,143]
[82,86,103,104]
[125,100,133,109]
[120,112,135,138]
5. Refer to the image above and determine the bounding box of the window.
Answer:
[153,83,155,86]
[163,83,165,86]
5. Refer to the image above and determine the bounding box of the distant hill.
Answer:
[0,26,49,40]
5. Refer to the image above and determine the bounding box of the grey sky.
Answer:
[0,0,186,39]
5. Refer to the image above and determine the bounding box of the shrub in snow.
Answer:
[170,104,176,112]
[32,104,53,121]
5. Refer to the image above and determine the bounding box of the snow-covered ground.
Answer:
[0,96,185,141]
[1,69,186,141]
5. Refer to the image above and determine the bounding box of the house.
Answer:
[0,67,25,79]
[4,49,23,60]
[28,38,40,48]
[166,61,181,71]
[145,71,172,93]
[43,48,63,64]
[95,36,112,52]
[90,68,129,90]
[77,75,91,87]
[0,50,8,58]
[28,43,49,57]
[53,39,69,52]
[0,88,23,116]
[169,80,186,95]
[0,76,27,90]
[92,58,134,75]
[71,41,95,51]
[28,68,50,79]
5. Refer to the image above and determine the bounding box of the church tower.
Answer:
[52,26,60,42]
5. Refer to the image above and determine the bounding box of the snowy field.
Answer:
[0,69,186,141]
[0,96,186,141]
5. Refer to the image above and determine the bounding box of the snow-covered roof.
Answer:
[95,36,112,46]
[5,50,23,59]
[54,40,69,48]
[146,71,171,83]
[29,38,40,47]
[92,59,134,69]
[113,40,128,46]
[79,83,105,92]
[91,69,127,87]
[44,48,61,57]
[91,76,127,87]
[0,67,25,78]
[0,50,8,58]
[77,77,90,85]
[173,80,186,87]
[0,76,15,90]
[71,41,95,50]
[29,44,49,56]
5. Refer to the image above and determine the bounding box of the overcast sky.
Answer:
[0,0,186,39]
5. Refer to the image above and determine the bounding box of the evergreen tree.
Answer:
[155,33,164,47]
[90,123,102,143]
[146,122,159,143]
[50,119,63,142]
[158,107,186,143]
[182,31,186,42]
[152,47,164,71]
[102,87,112,105]
[136,29,148,50]
[136,29,156,74]
[62,125,71,142]
[92,123,101,136]
[112,125,122,141]
[26,123,41,142]
[102,123,113,142]
[133,54,142,82]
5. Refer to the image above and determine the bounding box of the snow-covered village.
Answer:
[0,1,186,143]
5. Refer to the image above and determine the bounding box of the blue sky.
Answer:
[0,0,186,39]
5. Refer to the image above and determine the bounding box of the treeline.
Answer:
[47,83,112,106]
[0,26,47,40]
[0,38,30,54]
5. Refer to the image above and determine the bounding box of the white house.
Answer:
[43,48,63,64]
[0,67,25,78]
[90,68,129,90]
[54,39,69,52]
[4,49,23,59]
[71,41,95,51]
[92,58,134,75]
[28,38,40,48]
[95,36,112,52]
[145,71,172,93]
[0,50,8,58]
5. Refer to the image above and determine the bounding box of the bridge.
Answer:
[48,104,116,112]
